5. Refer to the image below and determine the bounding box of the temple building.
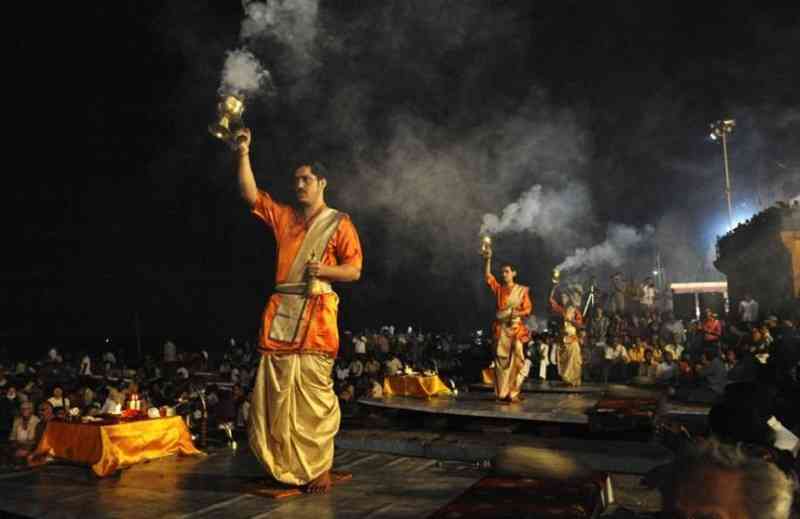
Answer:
[714,200,800,319]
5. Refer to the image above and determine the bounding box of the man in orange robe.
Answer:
[234,129,363,493]
[482,247,533,403]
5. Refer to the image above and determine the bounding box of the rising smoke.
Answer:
[556,224,655,273]
[217,0,322,99]
[191,1,798,329]
[219,49,273,99]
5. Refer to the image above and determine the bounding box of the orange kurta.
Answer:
[486,274,533,344]
[252,190,363,358]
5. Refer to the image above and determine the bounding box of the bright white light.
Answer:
[653,270,659,275]
[710,133,717,141]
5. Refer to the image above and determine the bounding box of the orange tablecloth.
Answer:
[35,416,203,477]
[383,374,452,398]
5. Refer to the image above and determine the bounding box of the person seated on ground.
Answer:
[602,337,629,383]
[655,351,678,385]
[362,354,379,377]
[334,358,350,382]
[26,402,55,467]
[52,406,66,421]
[729,348,761,387]
[633,348,659,385]
[99,387,123,415]
[348,355,364,379]
[662,333,684,363]
[384,353,403,376]
[648,340,664,363]
[656,439,794,519]
[367,377,383,399]
[627,337,646,379]
[46,385,69,411]
[336,380,355,403]
[674,349,728,404]
[6,401,40,464]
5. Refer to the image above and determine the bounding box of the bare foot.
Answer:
[508,395,525,403]
[306,470,332,494]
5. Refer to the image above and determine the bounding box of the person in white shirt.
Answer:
[738,294,759,324]
[353,336,367,355]
[640,277,656,310]
[536,340,550,380]
[335,361,350,381]
[100,388,122,415]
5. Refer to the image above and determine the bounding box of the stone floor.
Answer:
[0,445,661,519]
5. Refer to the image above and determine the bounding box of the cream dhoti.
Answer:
[486,274,533,400]
[248,353,340,485]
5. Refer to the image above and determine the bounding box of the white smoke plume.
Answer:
[556,223,655,273]
[479,183,592,242]
[218,49,273,98]
[240,0,320,76]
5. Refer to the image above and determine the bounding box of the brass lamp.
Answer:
[552,269,561,285]
[209,95,245,149]
[480,235,492,257]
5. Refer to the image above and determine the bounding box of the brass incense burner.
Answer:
[480,235,492,257]
[209,95,245,149]
[552,269,561,285]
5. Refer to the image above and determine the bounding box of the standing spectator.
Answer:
[639,277,656,312]
[163,340,177,363]
[738,293,759,326]
[79,353,92,376]
[103,350,117,366]
[589,307,610,347]
[702,309,723,350]
[364,355,381,377]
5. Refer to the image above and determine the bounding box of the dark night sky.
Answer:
[4,1,799,349]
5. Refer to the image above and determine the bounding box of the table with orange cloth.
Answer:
[382,374,452,398]
[34,416,203,477]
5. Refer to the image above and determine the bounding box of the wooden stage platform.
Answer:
[360,382,710,427]
[360,392,598,424]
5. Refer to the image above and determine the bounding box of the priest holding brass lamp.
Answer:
[481,236,533,403]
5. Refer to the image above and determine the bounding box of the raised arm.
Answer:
[234,128,259,207]
[483,249,492,279]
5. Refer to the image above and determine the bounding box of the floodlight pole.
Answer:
[721,130,733,229]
